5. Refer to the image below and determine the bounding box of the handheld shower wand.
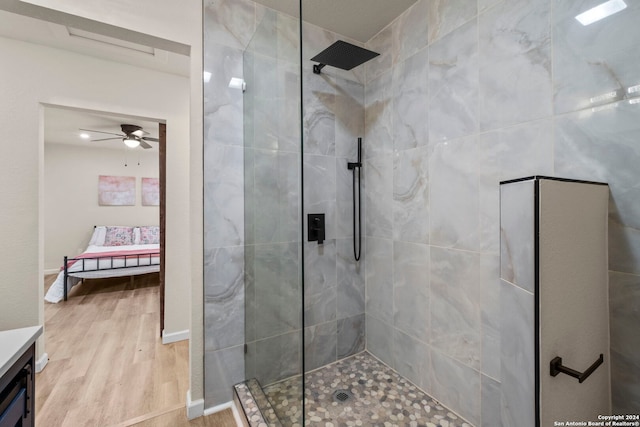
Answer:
[348,138,362,261]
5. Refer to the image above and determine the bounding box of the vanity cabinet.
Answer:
[0,343,34,427]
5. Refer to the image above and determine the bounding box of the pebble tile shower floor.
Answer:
[262,351,473,427]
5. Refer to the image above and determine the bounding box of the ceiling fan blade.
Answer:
[80,128,124,137]
[92,137,121,142]
[139,140,152,149]
[142,137,159,142]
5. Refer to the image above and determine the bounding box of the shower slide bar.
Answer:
[550,353,604,383]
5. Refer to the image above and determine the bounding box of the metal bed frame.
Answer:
[62,251,160,301]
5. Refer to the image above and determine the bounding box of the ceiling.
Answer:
[44,107,160,152]
[254,0,417,43]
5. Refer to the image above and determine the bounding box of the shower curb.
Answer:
[233,379,283,427]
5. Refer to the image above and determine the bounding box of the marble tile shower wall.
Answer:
[362,0,640,424]
[301,23,367,373]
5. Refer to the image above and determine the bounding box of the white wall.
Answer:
[0,35,190,349]
[0,0,204,410]
[44,143,159,271]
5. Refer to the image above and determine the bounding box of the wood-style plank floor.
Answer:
[38,274,236,427]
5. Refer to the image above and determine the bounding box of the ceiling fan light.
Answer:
[123,136,140,148]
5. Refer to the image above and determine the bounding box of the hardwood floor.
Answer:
[37,274,198,426]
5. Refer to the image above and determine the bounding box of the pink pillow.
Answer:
[139,226,160,245]
[104,226,134,246]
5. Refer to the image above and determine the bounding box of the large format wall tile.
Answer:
[305,321,337,372]
[303,69,336,156]
[205,345,245,407]
[365,71,393,159]
[337,314,365,359]
[553,0,640,114]
[429,135,479,251]
[430,247,481,370]
[336,238,365,319]
[500,279,535,427]
[392,0,429,65]
[428,18,478,143]
[255,331,302,386]
[393,329,430,393]
[428,0,477,44]
[304,154,337,241]
[393,147,429,244]
[481,254,501,381]
[478,119,553,253]
[366,315,394,368]
[365,237,393,324]
[392,47,428,152]
[393,241,429,344]
[429,349,480,426]
[365,25,393,83]
[335,78,365,160]
[479,0,552,131]
[365,155,393,239]
[204,0,256,50]
[204,247,245,352]
[609,272,640,412]
[481,374,502,427]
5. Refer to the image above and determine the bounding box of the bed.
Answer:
[44,226,161,303]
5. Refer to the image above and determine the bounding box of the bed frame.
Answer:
[62,251,160,301]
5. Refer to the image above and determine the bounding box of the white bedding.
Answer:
[45,244,160,303]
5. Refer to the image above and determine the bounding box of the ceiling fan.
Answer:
[80,124,158,149]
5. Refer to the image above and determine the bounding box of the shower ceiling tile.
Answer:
[252,0,417,43]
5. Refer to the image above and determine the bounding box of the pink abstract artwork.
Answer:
[141,177,160,206]
[98,175,135,206]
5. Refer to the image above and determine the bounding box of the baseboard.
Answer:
[186,390,204,420]
[162,329,189,344]
[35,352,49,373]
[44,268,59,275]
[204,401,233,416]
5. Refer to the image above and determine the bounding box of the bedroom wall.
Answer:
[0,35,190,358]
[43,143,159,271]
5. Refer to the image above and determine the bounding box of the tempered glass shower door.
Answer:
[242,7,304,426]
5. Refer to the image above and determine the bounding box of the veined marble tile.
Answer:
[305,283,337,327]
[479,0,552,131]
[499,179,535,293]
[554,102,640,273]
[611,349,640,414]
[305,321,337,372]
[429,136,479,251]
[365,71,393,159]
[335,78,365,160]
[303,65,336,156]
[393,0,429,64]
[204,143,244,248]
[393,241,430,344]
[204,246,244,351]
[304,240,337,296]
[255,331,302,386]
[204,345,245,408]
[277,12,300,65]
[204,44,243,145]
[480,254,501,380]
[430,247,481,370]
[481,374,503,427]
[204,0,256,50]
[336,156,364,240]
[365,155,393,239]
[336,238,365,319]
[393,329,430,393]
[428,0,477,44]
[248,8,277,59]
[393,147,429,244]
[365,25,393,83]
[392,47,429,152]
[365,237,393,324]
[500,279,535,427]
[337,314,365,359]
[553,0,640,114]
[429,349,481,426]
[365,315,394,368]
[251,53,279,151]
[244,245,256,343]
[254,242,301,340]
[478,119,553,252]
[428,18,478,143]
[304,154,337,241]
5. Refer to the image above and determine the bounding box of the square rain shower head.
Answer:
[311,40,380,74]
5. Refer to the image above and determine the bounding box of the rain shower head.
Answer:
[311,40,380,74]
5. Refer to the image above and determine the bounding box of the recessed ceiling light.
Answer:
[575,0,627,26]
[80,133,90,139]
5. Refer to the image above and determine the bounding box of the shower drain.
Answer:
[332,389,353,403]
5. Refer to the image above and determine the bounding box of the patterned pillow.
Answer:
[104,226,134,246]
[139,226,160,245]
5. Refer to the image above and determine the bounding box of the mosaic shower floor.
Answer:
[262,351,473,427]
